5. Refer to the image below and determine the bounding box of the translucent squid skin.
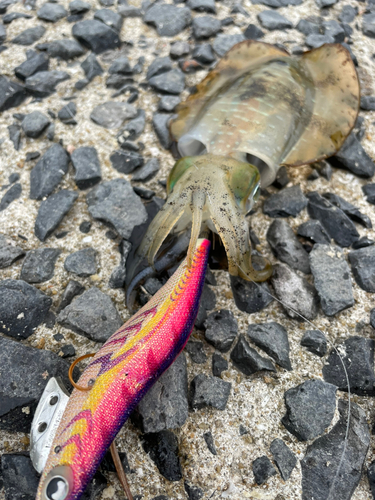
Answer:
[36,239,210,500]
[137,41,360,282]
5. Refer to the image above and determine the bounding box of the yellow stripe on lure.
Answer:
[35,238,210,500]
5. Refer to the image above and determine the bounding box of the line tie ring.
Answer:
[68,352,96,391]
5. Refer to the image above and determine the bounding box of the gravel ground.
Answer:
[0,0,375,499]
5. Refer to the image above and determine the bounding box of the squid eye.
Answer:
[46,476,69,500]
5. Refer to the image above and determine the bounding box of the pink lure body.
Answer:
[36,238,210,500]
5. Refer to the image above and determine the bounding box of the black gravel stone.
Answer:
[360,96,375,111]
[301,330,327,357]
[170,41,190,59]
[301,400,370,500]
[244,23,265,39]
[230,275,273,314]
[15,52,49,80]
[185,341,207,364]
[0,234,24,268]
[0,22,5,44]
[297,219,330,245]
[152,113,172,149]
[30,143,69,200]
[271,263,319,321]
[20,248,60,283]
[100,449,131,473]
[37,2,67,21]
[349,246,375,293]
[1,453,39,499]
[247,321,291,370]
[81,53,103,81]
[305,33,335,49]
[3,12,32,23]
[57,286,122,342]
[212,33,245,57]
[212,353,228,377]
[86,179,147,239]
[328,133,375,178]
[368,462,375,499]
[25,70,70,97]
[363,13,375,38]
[90,100,137,129]
[8,123,21,150]
[59,343,76,358]
[296,19,320,36]
[0,182,22,211]
[64,247,98,277]
[71,146,101,189]
[204,309,238,353]
[133,186,155,200]
[203,431,217,455]
[0,76,27,111]
[22,111,50,138]
[272,165,289,189]
[257,10,293,30]
[230,335,276,375]
[132,158,159,182]
[136,353,188,433]
[12,25,46,45]
[323,336,375,395]
[143,4,191,36]
[57,279,84,313]
[267,219,310,274]
[72,19,121,53]
[142,430,182,481]
[35,189,78,241]
[0,279,52,340]
[69,0,90,14]
[25,152,41,162]
[363,183,375,205]
[192,15,221,39]
[252,456,276,485]
[195,283,216,329]
[263,185,307,218]
[94,8,122,32]
[282,379,337,441]
[352,236,374,249]
[108,239,131,289]
[307,192,359,247]
[190,373,231,410]
[184,483,204,500]
[322,192,372,229]
[309,244,354,316]
[79,220,91,233]
[270,439,297,481]
[110,150,144,174]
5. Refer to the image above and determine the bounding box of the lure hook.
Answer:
[68,353,96,391]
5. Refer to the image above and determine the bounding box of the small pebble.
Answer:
[204,309,238,352]
[212,353,228,377]
[300,330,327,357]
[190,373,231,410]
[20,248,61,283]
[247,321,292,370]
[230,335,276,375]
[252,456,276,485]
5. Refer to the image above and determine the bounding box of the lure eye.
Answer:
[46,476,69,500]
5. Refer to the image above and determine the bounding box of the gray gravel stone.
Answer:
[323,336,375,396]
[363,13,375,38]
[71,146,101,189]
[3,12,31,23]
[0,22,5,43]
[69,0,90,14]
[37,2,67,21]
[0,182,22,212]
[46,39,85,59]
[20,248,61,283]
[328,132,375,178]
[137,353,188,433]
[305,33,335,49]
[212,33,245,57]
[309,244,354,316]
[204,309,238,353]
[263,185,307,218]
[170,40,190,59]
[0,336,73,432]
[146,56,173,80]
[8,123,21,150]
[192,15,221,39]
[252,456,276,485]
[190,373,231,410]
[0,279,52,340]
[30,143,69,200]
[360,96,375,111]
[57,286,122,342]
[72,19,121,53]
[152,113,172,150]
[270,438,297,480]
[257,10,293,30]
[296,19,320,36]
[187,0,215,12]
[339,4,357,22]
[118,3,141,17]
[322,19,345,42]
[348,246,375,293]
[81,53,103,82]
[149,69,185,95]
[108,56,132,75]
[282,379,337,441]
[230,335,276,375]
[64,247,98,277]
[22,111,50,138]
[14,52,49,80]
[185,341,207,364]
[230,275,273,314]
[25,70,70,97]
[301,330,327,357]
[0,76,27,112]
[244,23,265,39]
[12,25,46,45]
[86,179,147,239]
[110,150,143,174]
[0,235,24,268]
[363,183,375,206]
[132,158,159,182]
[368,462,375,499]
[297,220,330,244]
[192,43,215,64]
[90,101,137,129]
[35,189,78,241]
[94,8,122,32]
[271,263,319,321]
[144,4,191,36]
[301,400,370,500]
[1,453,39,499]
[267,219,311,274]
[247,321,291,370]
[57,279,84,313]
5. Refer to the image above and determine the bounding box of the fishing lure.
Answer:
[135,41,359,283]
[33,238,210,500]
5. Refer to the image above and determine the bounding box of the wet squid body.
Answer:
[36,239,210,500]
[137,41,359,281]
